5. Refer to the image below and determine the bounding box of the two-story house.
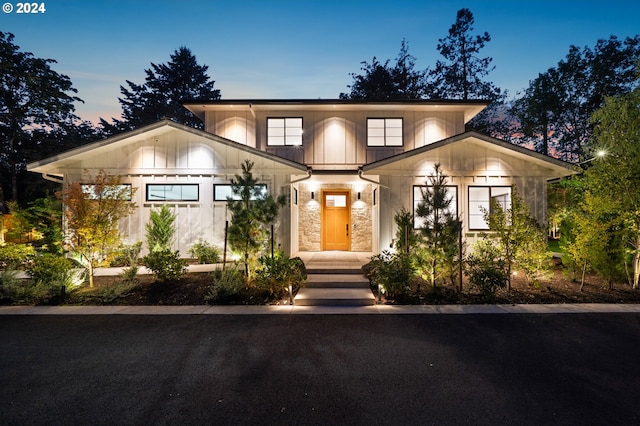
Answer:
[27,99,576,257]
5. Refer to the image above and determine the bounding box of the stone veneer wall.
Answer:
[298,183,372,252]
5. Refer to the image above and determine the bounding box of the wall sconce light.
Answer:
[311,191,315,200]
[357,192,361,200]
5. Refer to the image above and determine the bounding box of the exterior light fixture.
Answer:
[311,191,315,200]
[357,192,361,200]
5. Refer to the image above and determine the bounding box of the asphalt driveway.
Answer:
[1,313,639,425]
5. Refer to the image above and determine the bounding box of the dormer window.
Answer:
[367,118,403,147]
[267,117,303,146]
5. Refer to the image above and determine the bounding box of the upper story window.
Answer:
[267,117,303,146]
[468,186,512,230]
[367,118,403,147]
[146,184,199,202]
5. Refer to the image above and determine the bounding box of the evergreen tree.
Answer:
[427,8,501,101]
[0,31,83,205]
[340,39,426,100]
[414,164,461,288]
[101,47,221,133]
[227,160,286,278]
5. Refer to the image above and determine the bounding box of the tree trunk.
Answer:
[634,238,640,289]
[88,262,94,288]
[580,261,587,292]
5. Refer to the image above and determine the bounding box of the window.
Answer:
[146,184,199,201]
[468,186,512,230]
[367,118,403,146]
[214,184,267,201]
[267,117,303,146]
[81,184,132,201]
[324,194,347,207]
[413,185,458,229]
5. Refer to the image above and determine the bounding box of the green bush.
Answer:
[119,265,139,285]
[205,267,245,304]
[253,252,306,296]
[143,249,188,282]
[188,239,221,264]
[0,243,35,270]
[0,269,21,298]
[27,254,75,286]
[466,239,508,301]
[110,242,143,267]
[367,250,415,299]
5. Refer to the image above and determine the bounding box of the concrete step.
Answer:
[293,288,376,306]
[305,264,364,274]
[295,273,375,306]
[306,274,370,289]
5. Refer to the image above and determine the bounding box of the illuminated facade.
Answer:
[28,99,576,256]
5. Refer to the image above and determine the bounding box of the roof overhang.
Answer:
[361,131,579,181]
[27,120,309,176]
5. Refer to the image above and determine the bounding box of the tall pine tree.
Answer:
[101,47,221,133]
[427,8,501,101]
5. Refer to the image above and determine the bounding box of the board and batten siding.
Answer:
[203,109,466,169]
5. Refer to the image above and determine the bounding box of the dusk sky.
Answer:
[3,0,639,124]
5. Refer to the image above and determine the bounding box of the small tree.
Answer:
[226,160,285,278]
[415,164,462,288]
[483,188,550,289]
[57,170,137,287]
[393,207,418,253]
[142,205,187,282]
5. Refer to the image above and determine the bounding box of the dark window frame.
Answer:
[412,185,458,230]
[467,186,512,230]
[214,183,268,201]
[267,117,303,146]
[366,117,404,147]
[145,184,199,202]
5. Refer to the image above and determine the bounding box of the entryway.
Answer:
[321,191,350,251]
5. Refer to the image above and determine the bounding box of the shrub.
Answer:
[0,269,21,298]
[188,239,221,264]
[367,250,415,299]
[205,267,245,304]
[466,239,508,301]
[110,242,143,267]
[143,249,188,282]
[0,243,35,270]
[253,252,306,296]
[27,254,75,286]
[146,205,176,253]
[119,265,139,285]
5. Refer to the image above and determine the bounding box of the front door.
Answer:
[322,190,350,251]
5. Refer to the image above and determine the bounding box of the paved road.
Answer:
[1,313,639,425]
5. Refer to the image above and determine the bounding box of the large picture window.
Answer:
[367,118,403,146]
[468,186,512,230]
[267,117,303,146]
[214,184,267,201]
[413,186,458,229]
[146,184,199,202]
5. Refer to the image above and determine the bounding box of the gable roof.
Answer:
[27,120,309,176]
[361,131,578,180]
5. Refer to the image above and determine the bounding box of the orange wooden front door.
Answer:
[322,191,350,251]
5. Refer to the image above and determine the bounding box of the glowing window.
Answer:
[267,117,303,146]
[468,186,512,230]
[146,184,199,201]
[413,186,458,229]
[214,184,267,201]
[367,118,403,146]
